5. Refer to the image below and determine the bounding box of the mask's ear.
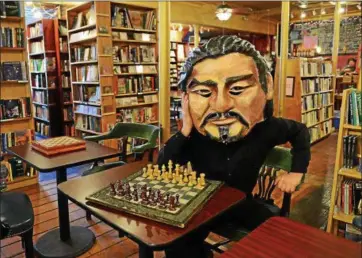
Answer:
[266,73,274,100]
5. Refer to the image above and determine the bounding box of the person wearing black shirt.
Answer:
[158,35,311,258]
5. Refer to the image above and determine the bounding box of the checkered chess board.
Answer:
[86,168,223,228]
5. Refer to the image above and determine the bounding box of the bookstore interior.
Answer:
[0,1,361,258]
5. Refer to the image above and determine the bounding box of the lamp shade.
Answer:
[216,4,232,21]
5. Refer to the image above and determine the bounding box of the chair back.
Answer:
[254,146,292,205]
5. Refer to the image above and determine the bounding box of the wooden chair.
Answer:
[207,146,305,253]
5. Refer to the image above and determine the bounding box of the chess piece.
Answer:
[148,169,154,180]
[168,196,176,211]
[191,171,197,184]
[157,171,162,181]
[195,178,203,189]
[172,173,177,184]
[188,175,193,187]
[142,167,147,178]
[110,183,116,196]
[168,168,173,180]
[175,194,180,207]
[200,173,206,186]
[147,163,153,175]
[158,200,166,209]
[153,164,159,176]
[163,172,170,183]
[183,169,189,183]
[168,160,173,174]
[178,175,185,186]
[165,192,170,202]
[161,165,166,179]
[175,164,180,179]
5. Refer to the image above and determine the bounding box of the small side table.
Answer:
[7,141,120,258]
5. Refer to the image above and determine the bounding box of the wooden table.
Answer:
[220,217,361,258]
[58,162,246,258]
[7,141,120,258]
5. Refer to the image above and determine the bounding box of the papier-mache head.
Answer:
[178,35,274,144]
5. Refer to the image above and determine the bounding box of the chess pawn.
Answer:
[178,174,185,186]
[163,172,170,183]
[191,171,197,185]
[187,175,193,187]
[157,171,162,181]
[200,173,206,186]
[142,167,147,178]
[172,173,177,184]
[175,164,180,177]
[195,178,203,189]
[148,169,154,180]
[183,169,189,183]
[153,164,159,176]
[161,165,166,178]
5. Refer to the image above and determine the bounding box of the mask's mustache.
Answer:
[201,111,249,128]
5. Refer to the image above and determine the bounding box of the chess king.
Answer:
[158,35,311,258]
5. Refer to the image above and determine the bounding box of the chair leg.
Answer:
[22,228,34,258]
[148,149,155,163]
[86,210,92,220]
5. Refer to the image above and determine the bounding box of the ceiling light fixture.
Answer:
[312,9,317,16]
[299,0,308,9]
[216,2,233,21]
[357,3,361,10]
[339,7,345,13]
[321,8,326,15]
[300,11,306,19]
[291,12,294,19]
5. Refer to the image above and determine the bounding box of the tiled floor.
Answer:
[1,133,338,257]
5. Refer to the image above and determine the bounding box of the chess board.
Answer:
[31,136,86,156]
[86,166,223,228]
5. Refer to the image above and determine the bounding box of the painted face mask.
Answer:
[179,36,274,144]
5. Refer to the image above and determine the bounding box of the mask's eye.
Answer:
[229,86,245,95]
[191,88,212,97]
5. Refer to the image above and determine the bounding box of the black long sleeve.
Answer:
[270,117,311,173]
[157,131,190,166]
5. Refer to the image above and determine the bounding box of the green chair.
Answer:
[82,122,160,177]
[207,146,305,253]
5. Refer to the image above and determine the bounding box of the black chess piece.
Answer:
[110,183,116,196]
[165,192,170,202]
[158,199,166,209]
[168,196,176,211]
[175,194,180,207]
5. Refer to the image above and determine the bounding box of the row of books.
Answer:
[111,6,156,31]
[70,4,95,29]
[63,91,72,103]
[31,74,55,89]
[301,78,332,95]
[61,74,71,88]
[35,121,50,136]
[302,93,332,111]
[345,90,361,126]
[0,98,31,120]
[0,130,31,154]
[73,85,101,103]
[309,119,332,143]
[69,29,96,43]
[29,41,44,54]
[302,107,332,126]
[0,61,27,81]
[116,106,158,124]
[112,31,156,42]
[114,64,157,75]
[28,23,43,38]
[74,65,98,82]
[29,57,56,72]
[113,45,156,63]
[34,106,49,121]
[59,38,68,53]
[75,115,101,133]
[74,104,101,116]
[0,27,25,48]
[342,135,361,170]
[337,179,362,216]
[300,60,332,77]
[116,76,156,95]
[71,45,97,62]
[61,60,70,72]
[64,124,75,137]
[63,107,73,121]
[116,94,158,107]
[0,1,20,17]
[32,91,55,105]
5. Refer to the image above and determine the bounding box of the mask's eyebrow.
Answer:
[225,74,254,86]
[187,78,217,89]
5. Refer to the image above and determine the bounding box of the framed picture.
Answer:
[286,77,295,97]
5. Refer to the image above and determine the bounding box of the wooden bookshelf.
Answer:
[54,18,74,137]
[67,1,116,139]
[27,19,62,138]
[0,1,38,189]
[274,57,335,144]
[327,89,362,236]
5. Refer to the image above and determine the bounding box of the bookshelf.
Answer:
[0,1,38,190]
[54,18,74,136]
[67,1,116,139]
[275,57,335,144]
[327,88,362,238]
[27,19,61,138]
[169,41,186,98]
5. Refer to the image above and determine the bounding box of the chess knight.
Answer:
[158,35,311,258]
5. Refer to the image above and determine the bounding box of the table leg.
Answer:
[34,168,95,258]
[139,244,154,258]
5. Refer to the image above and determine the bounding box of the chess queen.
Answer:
[158,35,311,258]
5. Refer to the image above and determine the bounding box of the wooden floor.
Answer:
[0,134,338,257]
